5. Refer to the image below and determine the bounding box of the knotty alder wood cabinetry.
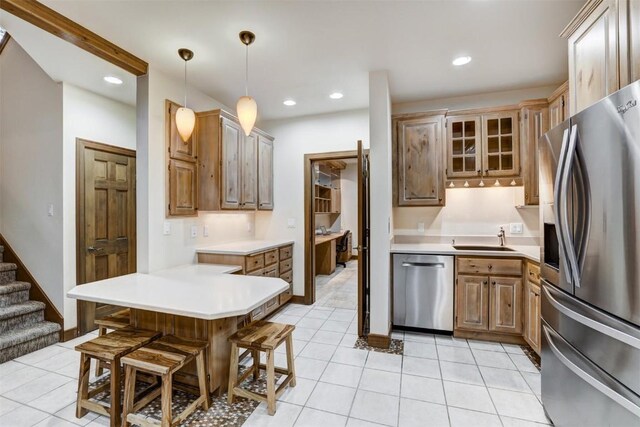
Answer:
[548,82,569,130]
[166,105,275,216]
[197,244,294,320]
[562,0,640,115]
[392,112,446,206]
[455,257,525,344]
[519,100,549,206]
[524,261,541,354]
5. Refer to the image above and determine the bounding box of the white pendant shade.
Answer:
[176,107,195,142]
[237,96,257,136]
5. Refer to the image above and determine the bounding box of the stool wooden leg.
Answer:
[95,326,107,377]
[196,350,210,411]
[122,365,136,427]
[227,343,239,405]
[285,334,297,388]
[161,373,172,427]
[266,349,276,416]
[109,358,122,427]
[76,353,91,418]
[251,350,260,381]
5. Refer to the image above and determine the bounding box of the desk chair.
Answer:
[336,230,351,268]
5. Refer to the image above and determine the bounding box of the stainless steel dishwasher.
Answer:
[393,254,454,332]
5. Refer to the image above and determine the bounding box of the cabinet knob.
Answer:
[492,281,496,286]
[488,264,493,269]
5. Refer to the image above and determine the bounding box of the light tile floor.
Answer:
[315,261,357,309]
[0,295,550,427]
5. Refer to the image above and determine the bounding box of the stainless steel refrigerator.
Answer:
[539,81,640,427]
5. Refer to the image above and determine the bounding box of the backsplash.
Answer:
[393,187,539,245]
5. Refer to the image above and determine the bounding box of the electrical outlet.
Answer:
[190,225,198,238]
[203,225,209,237]
[510,223,523,234]
[163,222,171,235]
[417,222,425,233]
[287,218,296,228]
[246,222,252,232]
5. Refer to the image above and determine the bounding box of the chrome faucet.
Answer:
[498,227,506,247]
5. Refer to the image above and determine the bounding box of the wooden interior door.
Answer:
[77,139,136,334]
[357,140,370,337]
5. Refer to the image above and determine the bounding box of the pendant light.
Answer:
[237,31,257,136]
[176,48,195,142]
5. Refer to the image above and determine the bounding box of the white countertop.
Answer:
[196,239,294,256]
[67,264,288,320]
[390,243,540,262]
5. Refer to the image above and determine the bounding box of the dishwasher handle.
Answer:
[401,262,445,268]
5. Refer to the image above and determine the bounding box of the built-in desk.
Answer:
[315,230,348,275]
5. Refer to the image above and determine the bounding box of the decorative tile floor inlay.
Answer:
[521,344,541,371]
[354,337,404,355]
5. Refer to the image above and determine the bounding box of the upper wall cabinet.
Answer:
[258,135,275,210]
[166,100,197,216]
[562,0,640,114]
[446,115,481,179]
[548,82,569,129]
[520,100,549,206]
[393,113,446,206]
[220,117,243,209]
[482,111,519,177]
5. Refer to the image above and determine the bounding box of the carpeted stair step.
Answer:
[0,281,31,307]
[0,321,60,363]
[0,301,45,334]
[0,262,17,285]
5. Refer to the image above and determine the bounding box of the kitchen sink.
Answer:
[453,245,515,252]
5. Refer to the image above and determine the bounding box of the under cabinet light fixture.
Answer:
[510,179,517,186]
[449,182,455,188]
[479,180,485,187]
[494,180,500,186]
[463,181,470,188]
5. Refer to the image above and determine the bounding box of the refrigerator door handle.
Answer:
[543,325,640,417]
[553,127,572,283]
[542,283,640,349]
[560,124,581,287]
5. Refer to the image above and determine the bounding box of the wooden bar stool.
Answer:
[227,321,296,415]
[94,309,131,376]
[75,326,161,427]
[121,335,210,427]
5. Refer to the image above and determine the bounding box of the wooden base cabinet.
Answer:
[524,261,542,354]
[455,257,524,341]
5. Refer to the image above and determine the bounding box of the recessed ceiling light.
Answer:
[283,99,296,106]
[329,92,344,99]
[452,56,472,66]
[104,76,123,85]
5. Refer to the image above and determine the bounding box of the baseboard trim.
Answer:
[290,295,306,305]
[367,333,391,349]
[63,327,77,342]
[0,234,64,340]
[454,329,526,345]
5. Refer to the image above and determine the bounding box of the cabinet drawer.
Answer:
[280,270,293,284]
[280,258,293,273]
[264,265,278,278]
[279,245,293,261]
[247,268,264,277]
[264,249,278,266]
[250,304,265,321]
[245,253,265,272]
[526,262,541,284]
[457,257,521,276]
[265,296,279,313]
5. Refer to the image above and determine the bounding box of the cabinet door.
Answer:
[446,115,481,179]
[331,188,341,213]
[620,0,640,86]
[397,116,445,205]
[166,100,197,162]
[524,280,541,354]
[168,159,197,216]
[548,93,565,129]
[241,132,258,210]
[456,275,489,331]
[221,117,242,209]
[482,112,520,177]
[489,276,523,334]
[521,107,548,206]
[568,0,619,114]
[257,135,274,210]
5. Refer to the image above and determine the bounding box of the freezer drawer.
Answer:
[542,281,640,396]
[393,254,454,331]
[542,322,640,427]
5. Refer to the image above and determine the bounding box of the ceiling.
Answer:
[0,12,137,105]
[9,1,584,120]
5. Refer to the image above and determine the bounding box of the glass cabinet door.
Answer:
[446,115,481,178]
[482,112,520,177]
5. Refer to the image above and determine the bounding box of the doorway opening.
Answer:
[304,142,370,337]
[76,139,136,335]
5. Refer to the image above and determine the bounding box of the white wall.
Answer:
[137,67,255,275]
[368,70,393,337]
[61,83,137,328]
[394,187,539,240]
[339,163,358,254]
[255,109,369,296]
[0,39,64,312]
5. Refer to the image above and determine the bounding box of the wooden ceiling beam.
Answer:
[0,0,148,76]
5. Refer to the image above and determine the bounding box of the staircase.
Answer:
[0,245,61,363]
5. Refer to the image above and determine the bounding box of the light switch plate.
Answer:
[190,225,198,238]
[287,218,296,228]
[417,222,425,233]
[163,222,171,235]
[510,223,523,234]
[203,225,209,237]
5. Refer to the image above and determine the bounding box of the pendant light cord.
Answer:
[245,44,249,97]
[184,59,188,107]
